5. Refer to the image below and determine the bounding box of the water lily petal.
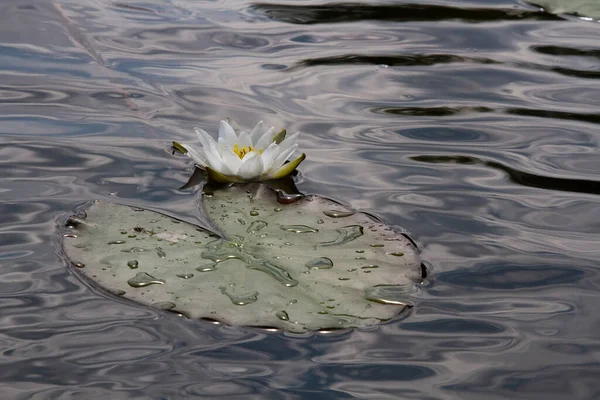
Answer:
[256,127,276,151]
[181,143,208,167]
[249,121,265,145]
[270,143,298,171]
[260,142,279,171]
[190,128,227,173]
[220,145,242,174]
[277,131,299,148]
[226,118,242,134]
[194,127,218,150]
[217,137,226,154]
[205,140,231,175]
[219,120,238,145]
[237,130,252,148]
[267,153,306,180]
[237,152,264,180]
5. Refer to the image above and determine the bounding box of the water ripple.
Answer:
[0,0,599,398]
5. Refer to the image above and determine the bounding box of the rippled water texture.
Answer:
[1,0,599,398]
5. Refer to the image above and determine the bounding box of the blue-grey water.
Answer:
[1,0,599,398]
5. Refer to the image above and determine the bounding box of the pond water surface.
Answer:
[1,0,599,399]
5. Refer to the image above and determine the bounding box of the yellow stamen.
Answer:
[233,144,262,159]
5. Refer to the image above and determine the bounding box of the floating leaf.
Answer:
[63,184,423,332]
[533,0,600,18]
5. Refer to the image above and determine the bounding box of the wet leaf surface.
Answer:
[63,184,422,332]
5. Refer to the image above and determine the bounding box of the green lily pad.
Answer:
[532,0,600,19]
[63,184,423,332]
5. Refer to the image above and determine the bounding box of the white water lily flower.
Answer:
[178,120,305,183]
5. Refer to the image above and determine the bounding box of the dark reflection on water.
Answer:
[372,106,494,116]
[252,3,563,24]
[1,0,600,398]
[532,45,600,58]
[289,54,499,69]
[412,155,600,195]
[507,107,600,124]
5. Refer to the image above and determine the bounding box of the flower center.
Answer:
[233,144,262,159]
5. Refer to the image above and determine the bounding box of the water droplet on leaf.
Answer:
[153,301,176,310]
[274,189,304,204]
[196,264,216,272]
[247,220,267,233]
[127,272,165,288]
[305,257,334,270]
[276,310,289,321]
[365,285,413,305]
[219,286,258,306]
[323,209,355,218]
[280,225,319,233]
[121,247,147,253]
[320,225,363,246]
[248,260,298,287]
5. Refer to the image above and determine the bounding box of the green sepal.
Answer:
[206,167,240,183]
[272,129,286,144]
[268,153,306,180]
[172,141,188,154]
